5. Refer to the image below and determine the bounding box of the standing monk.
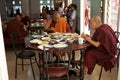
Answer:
[81,16,118,74]
[21,12,31,31]
[44,11,71,33]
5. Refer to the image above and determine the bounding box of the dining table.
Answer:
[29,21,45,35]
[25,32,91,80]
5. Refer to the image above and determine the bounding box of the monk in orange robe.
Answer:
[44,11,71,33]
[81,16,118,74]
[6,15,29,37]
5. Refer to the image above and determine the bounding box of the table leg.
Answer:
[79,50,84,80]
[39,51,44,80]
[72,50,75,68]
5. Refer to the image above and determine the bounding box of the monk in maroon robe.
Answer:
[6,15,29,37]
[21,12,31,31]
[81,16,118,74]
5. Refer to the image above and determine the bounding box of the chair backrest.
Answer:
[115,31,120,49]
[114,31,120,65]
[10,32,24,55]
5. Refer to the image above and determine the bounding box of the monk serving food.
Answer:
[81,16,118,74]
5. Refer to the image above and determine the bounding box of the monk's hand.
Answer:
[50,27,55,32]
[81,33,91,40]
[23,25,27,31]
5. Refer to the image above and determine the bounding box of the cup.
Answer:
[78,37,84,44]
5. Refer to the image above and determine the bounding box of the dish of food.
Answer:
[53,43,68,48]
[38,41,49,45]
[41,37,51,41]
[29,39,41,43]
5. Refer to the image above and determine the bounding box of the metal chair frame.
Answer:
[10,32,39,80]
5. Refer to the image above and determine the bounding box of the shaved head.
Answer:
[90,16,102,30]
[91,16,102,25]
[52,11,60,22]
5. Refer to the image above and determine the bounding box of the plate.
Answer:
[45,44,53,48]
[32,35,41,38]
[38,45,49,50]
[53,43,68,48]
[29,39,41,43]
[63,33,72,36]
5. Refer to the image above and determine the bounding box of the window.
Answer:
[40,1,43,4]
[47,0,50,4]
[6,0,22,17]
[40,0,53,13]
[12,1,15,5]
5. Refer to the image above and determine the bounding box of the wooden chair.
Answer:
[10,32,39,80]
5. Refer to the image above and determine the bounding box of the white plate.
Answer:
[29,39,41,43]
[32,35,41,38]
[45,44,53,48]
[38,45,49,50]
[64,33,71,36]
[53,43,68,48]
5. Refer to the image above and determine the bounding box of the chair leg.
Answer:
[34,56,39,68]
[30,58,35,80]
[117,53,119,69]
[67,72,69,80]
[22,58,24,71]
[99,67,103,80]
[15,57,18,78]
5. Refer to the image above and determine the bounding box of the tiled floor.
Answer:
[5,47,118,80]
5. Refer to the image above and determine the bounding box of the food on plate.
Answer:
[72,33,79,38]
[42,37,51,41]
[41,41,49,45]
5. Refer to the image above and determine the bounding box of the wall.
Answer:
[91,0,101,17]
[30,0,40,19]
[90,0,101,35]
[0,15,9,80]
[0,0,7,20]
[21,0,30,16]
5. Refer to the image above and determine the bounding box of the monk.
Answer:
[44,11,71,33]
[21,12,31,31]
[6,15,28,37]
[81,16,118,74]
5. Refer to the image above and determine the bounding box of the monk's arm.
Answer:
[85,37,100,47]
[81,33,100,47]
[44,20,55,32]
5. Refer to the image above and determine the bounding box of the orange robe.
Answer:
[54,17,67,33]
[49,17,67,33]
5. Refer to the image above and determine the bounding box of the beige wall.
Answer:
[0,0,7,20]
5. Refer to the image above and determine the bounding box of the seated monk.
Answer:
[6,15,29,37]
[80,16,118,74]
[21,12,31,31]
[44,11,72,33]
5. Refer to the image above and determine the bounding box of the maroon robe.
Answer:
[21,16,31,30]
[6,18,28,37]
[84,24,118,74]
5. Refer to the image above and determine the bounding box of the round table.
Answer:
[25,34,91,80]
